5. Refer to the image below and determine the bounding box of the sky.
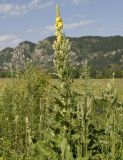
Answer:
[0,0,123,49]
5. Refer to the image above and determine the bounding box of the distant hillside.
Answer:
[1,35,123,78]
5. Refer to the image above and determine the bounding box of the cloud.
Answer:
[0,34,22,48]
[27,27,51,37]
[0,4,13,13]
[27,25,55,33]
[72,0,81,4]
[0,35,17,43]
[65,19,94,29]
[96,26,105,32]
[28,19,94,34]
[48,19,94,30]
[65,19,94,30]
[0,0,54,17]
[29,0,54,9]
[27,28,42,33]
[72,0,94,5]
[45,25,55,31]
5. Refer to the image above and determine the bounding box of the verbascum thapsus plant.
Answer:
[52,4,76,159]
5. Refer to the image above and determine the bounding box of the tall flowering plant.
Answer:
[52,5,76,159]
[53,5,71,81]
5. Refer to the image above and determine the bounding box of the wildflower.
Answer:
[56,16,61,22]
[55,8,63,31]
[25,116,28,124]
[57,33,62,42]
[55,20,63,30]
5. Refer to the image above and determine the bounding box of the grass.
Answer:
[0,78,123,100]
[94,79,123,100]
[51,78,123,100]
[0,78,11,88]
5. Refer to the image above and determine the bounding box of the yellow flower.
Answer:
[57,33,63,42]
[58,22,63,28]
[56,23,63,30]
[55,31,58,36]
[56,16,61,23]
[52,41,56,49]
[56,16,63,30]
[57,37,61,42]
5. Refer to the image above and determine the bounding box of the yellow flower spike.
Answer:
[57,32,63,42]
[55,31,58,36]
[58,22,63,28]
[55,21,63,31]
[55,5,64,31]
[55,5,64,44]
[56,16,61,23]
[57,36,62,42]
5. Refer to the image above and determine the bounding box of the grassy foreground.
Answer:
[0,78,123,100]
[51,78,123,100]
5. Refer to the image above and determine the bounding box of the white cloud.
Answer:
[29,0,41,9]
[96,26,105,32]
[0,34,22,48]
[47,19,94,31]
[72,0,81,4]
[0,0,54,17]
[27,28,42,33]
[45,25,55,31]
[28,19,94,34]
[72,0,94,5]
[0,4,13,13]
[0,35,17,43]
[65,19,94,29]
[29,0,54,10]
[27,25,55,33]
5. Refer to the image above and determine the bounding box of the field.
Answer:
[51,78,123,100]
[1,78,123,100]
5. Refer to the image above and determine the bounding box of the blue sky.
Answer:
[0,0,123,49]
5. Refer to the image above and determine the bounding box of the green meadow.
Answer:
[51,78,123,100]
[1,78,123,100]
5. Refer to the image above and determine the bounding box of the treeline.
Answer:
[72,65,123,79]
[1,66,123,79]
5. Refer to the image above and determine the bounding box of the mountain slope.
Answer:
[0,47,14,70]
[1,35,123,77]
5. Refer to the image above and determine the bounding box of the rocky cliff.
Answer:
[1,35,123,77]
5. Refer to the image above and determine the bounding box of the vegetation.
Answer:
[0,5,123,160]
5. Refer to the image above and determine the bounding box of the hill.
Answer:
[1,35,123,78]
